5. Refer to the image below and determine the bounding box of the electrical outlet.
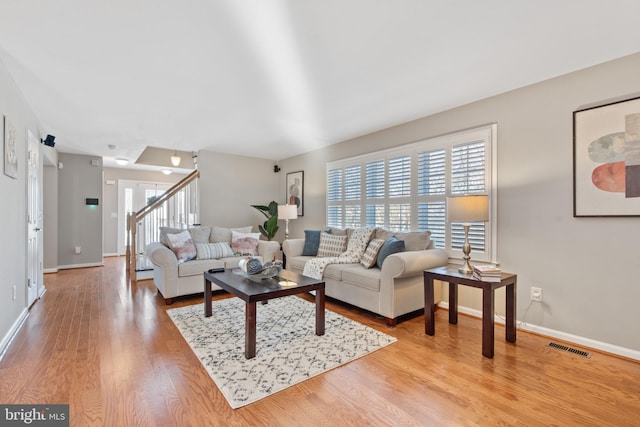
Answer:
[531,287,543,302]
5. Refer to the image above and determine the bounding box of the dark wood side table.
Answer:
[424,266,517,358]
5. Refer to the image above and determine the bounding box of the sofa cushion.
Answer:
[210,226,252,243]
[341,265,381,292]
[231,231,260,256]
[361,238,386,268]
[317,232,348,257]
[286,255,313,272]
[178,258,224,277]
[376,236,405,268]
[196,242,234,260]
[189,226,212,244]
[166,230,197,263]
[323,263,357,281]
[375,229,431,251]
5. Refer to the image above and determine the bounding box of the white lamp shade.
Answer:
[447,195,489,222]
[278,204,298,220]
[171,155,181,166]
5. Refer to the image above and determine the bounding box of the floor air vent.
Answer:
[546,342,592,358]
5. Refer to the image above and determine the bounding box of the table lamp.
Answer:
[278,204,298,239]
[447,194,489,274]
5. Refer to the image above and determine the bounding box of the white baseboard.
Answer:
[438,302,640,361]
[0,309,29,363]
[57,262,104,270]
[103,253,120,257]
[43,268,58,274]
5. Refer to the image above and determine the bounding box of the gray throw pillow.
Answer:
[376,236,405,269]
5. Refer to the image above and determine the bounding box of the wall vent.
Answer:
[546,342,592,358]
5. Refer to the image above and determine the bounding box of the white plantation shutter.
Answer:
[327,124,496,262]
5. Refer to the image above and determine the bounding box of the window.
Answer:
[326,124,496,262]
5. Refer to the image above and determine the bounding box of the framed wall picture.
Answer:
[573,96,640,217]
[4,116,17,179]
[286,171,304,216]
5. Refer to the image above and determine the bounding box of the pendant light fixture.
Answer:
[171,150,181,167]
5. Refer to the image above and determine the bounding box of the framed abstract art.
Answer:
[573,96,640,217]
[286,171,303,216]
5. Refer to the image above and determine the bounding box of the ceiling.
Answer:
[1,1,639,169]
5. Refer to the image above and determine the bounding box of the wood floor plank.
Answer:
[1,257,639,426]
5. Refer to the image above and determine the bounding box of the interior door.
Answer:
[117,180,171,255]
[27,131,43,306]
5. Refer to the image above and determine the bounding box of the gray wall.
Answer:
[280,52,640,357]
[198,150,281,237]
[0,58,41,349]
[102,167,185,255]
[57,153,104,268]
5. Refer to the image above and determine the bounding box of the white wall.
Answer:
[280,52,640,357]
[0,58,42,351]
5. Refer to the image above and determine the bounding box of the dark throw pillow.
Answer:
[376,236,405,269]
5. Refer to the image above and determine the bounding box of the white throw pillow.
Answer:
[360,238,386,268]
[166,230,197,263]
[316,232,348,257]
[231,231,261,256]
[196,242,234,259]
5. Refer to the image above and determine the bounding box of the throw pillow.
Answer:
[345,227,375,257]
[376,236,405,269]
[211,226,253,243]
[231,231,261,256]
[189,226,211,244]
[316,232,348,257]
[166,230,197,263]
[159,226,183,247]
[360,239,386,268]
[196,242,234,260]
[301,229,331,256]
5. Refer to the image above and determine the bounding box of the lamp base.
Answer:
[458,259,473,275]
[459,223,473,275]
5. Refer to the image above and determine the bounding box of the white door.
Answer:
[117,180,171,255]
[27,132,43,306]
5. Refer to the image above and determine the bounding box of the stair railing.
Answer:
[126,169,200,281]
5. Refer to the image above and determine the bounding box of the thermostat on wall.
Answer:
[85,198,99,205]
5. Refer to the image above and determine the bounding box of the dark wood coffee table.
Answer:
[204,268,325,359]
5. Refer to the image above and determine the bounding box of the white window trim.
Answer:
[326,123,498,264]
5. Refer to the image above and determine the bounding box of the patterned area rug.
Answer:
[167,296,397,409]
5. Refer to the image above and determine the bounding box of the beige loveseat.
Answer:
[146,226,280,304]
[283,228,448,325]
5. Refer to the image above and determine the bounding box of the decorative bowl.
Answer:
[234,264,282,282]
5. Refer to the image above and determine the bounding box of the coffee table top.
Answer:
[204,268,324,302]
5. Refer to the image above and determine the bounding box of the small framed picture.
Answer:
[573,96,640,217]
[4,116,17,179]
[286,171,304,216]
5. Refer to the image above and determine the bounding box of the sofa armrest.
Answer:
[146,242,177,268]
[381,249,449,279]
[258,240,281,262]
[282,239,305,258]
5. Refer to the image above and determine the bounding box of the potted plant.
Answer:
[251,201,279,241]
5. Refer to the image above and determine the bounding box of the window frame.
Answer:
[326,124,498,264]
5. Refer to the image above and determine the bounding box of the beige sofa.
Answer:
[283,228,448,325]
[146,226,280,304]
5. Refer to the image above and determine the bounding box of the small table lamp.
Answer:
[278,204,298,240]
[447,195,489,274]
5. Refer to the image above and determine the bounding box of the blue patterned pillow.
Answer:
[376,236,405,268]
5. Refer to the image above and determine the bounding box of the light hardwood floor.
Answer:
[1,257,639,426]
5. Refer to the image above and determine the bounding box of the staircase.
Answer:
[126,169,200,281]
